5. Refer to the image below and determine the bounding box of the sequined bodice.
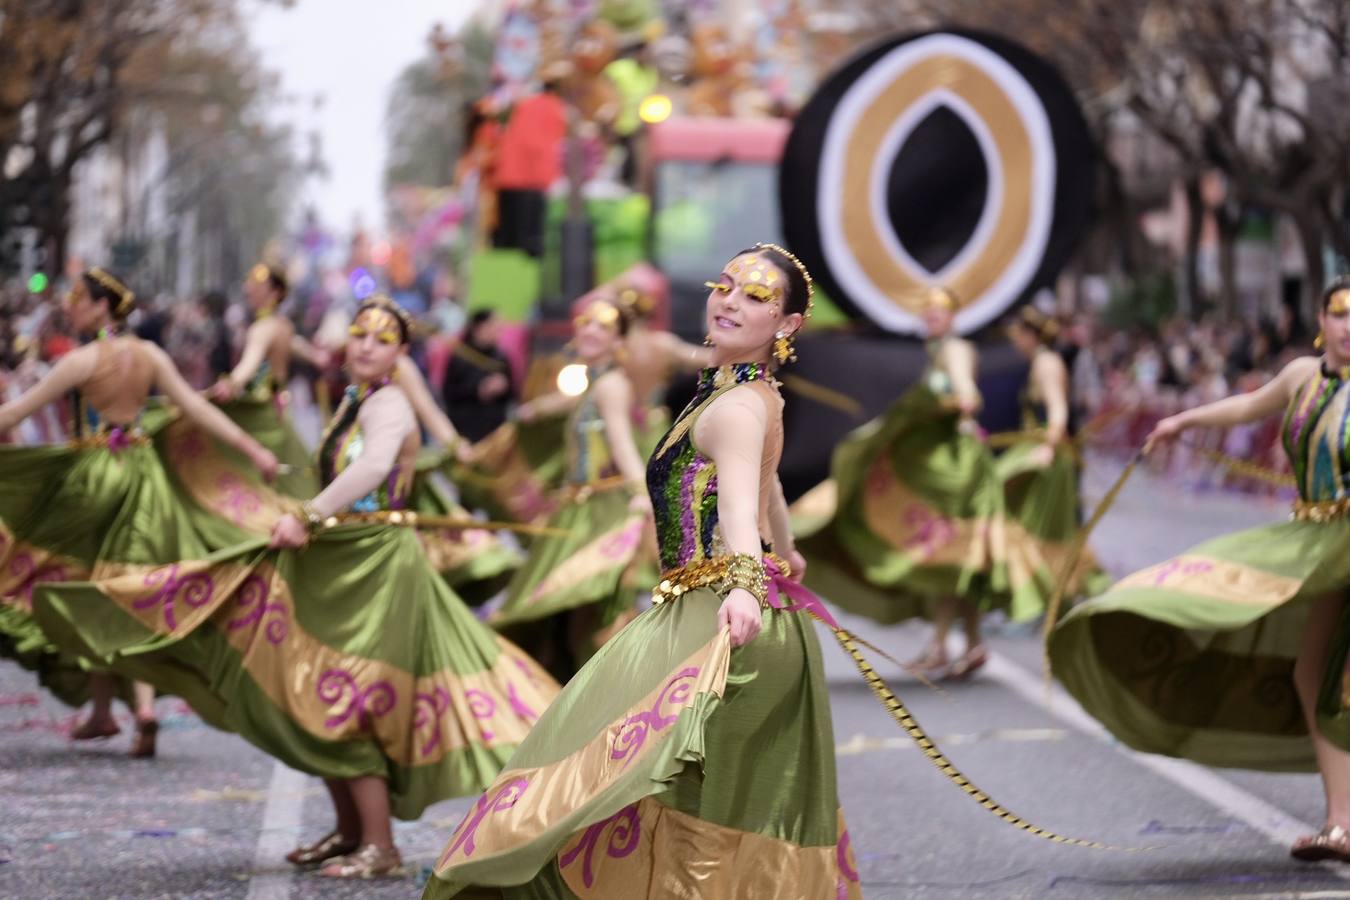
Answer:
[564,366,615,485]
[1282,365,1350,502]
[645,363,780,572]
[318,383,415,511]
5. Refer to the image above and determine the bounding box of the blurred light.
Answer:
[371,240,392,267]
[27,272,48,293]
[639,93,673,125]
[556,363,589,397]
[349,267,377,299]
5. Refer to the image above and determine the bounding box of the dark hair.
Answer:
[732,245,810,317]
[1009,306,1059,345]
[201,289,229,319]
[81,268,134,320]
[261,265,288,300]
[1323,276,1350,309]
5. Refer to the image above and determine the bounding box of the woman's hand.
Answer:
[783,547,807,583]
[453,438,477,465]
[209,378,239,403]
[628,490,652,515]
[269,513,309,549]
[248,444,280,483]
[1144,414,1188,455]
[717,588,763,647]
[1029,442,1056,468]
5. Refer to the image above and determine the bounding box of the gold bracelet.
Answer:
[724,552,768,608]
[300,502,326,533]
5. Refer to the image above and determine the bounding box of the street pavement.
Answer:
[4,454,1348,899]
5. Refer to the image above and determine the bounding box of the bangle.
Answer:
[300,502,325,533]
[723,553,768,609]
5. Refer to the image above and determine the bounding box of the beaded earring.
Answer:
[773,331,795,365]
[1316,330,1326,350]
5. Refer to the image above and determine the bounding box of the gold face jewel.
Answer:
[349,308,401,344]
[574,301,622,331]
[1328,289,1350,316]
[250,263,270,283]
[704,280,731,294]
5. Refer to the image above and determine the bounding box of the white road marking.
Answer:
[984,652,1350,881]
[245,762,310,900]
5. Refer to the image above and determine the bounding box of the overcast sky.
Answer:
[249,0,477,237]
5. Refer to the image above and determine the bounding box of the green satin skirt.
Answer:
[491,486,656,678]
[409,453,523,605]
[796,385,1007,624]
[422,588,860,899]
[0,441,224,706]
[994,441,1108,621]
[1049,516,1350,772]
[32,523,561,819]
[450,417,569,531]
[151,392,318,551]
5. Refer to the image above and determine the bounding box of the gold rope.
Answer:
[828,626,1143,851]
[326,509,569,537]
[1188,445,1295,488]
[779,373,865,417]
[1040,451,1142,681]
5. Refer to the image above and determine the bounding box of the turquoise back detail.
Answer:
[1281,367,1350,502]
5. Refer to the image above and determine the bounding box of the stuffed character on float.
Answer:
[686,23,749,117]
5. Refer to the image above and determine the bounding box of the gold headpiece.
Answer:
[616,287,654,319]
[1017,306,1060,342]
[574,299,624,331]
[249,262,289,299]
[922,286,959,313]
[85,267,135,316]
[753,242,814,319]
[351,294,413,344]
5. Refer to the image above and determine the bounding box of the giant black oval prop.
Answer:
[781,30,1094,336]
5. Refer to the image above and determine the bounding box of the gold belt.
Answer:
[67,430,150,450]
[558,475,629,504]
[1292,498,1350,523]
[651,552,790,607]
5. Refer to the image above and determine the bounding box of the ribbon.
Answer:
[106,426,131,454]
[762,556,840,630]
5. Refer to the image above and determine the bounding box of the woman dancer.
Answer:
[0,268,277,756]
[156,264,320,548]
[489,298,655,677]
[1051,278,1350,861]
[998,307,1106,619]
[796,287,1006,679]
[421,244,860,899]
[395,353,522,604]
[35,295,559,876]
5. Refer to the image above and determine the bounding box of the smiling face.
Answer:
[1321,287,1350,367]
[345,306,406,382]
[572,301,622,363]
[704,253,802,364]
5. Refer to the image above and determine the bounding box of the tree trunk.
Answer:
[1292,209,1326,321]
[1214,204,1241,322]
[1182,176,1204,317]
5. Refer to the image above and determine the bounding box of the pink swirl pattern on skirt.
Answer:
[559,803,641,889]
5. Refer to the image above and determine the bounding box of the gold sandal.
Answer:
[1291,825,1350,862]
[318,843,403,878]
[947,645,988,681]
[285,830,359,867]
[903,644,949,678]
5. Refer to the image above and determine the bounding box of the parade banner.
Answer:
[780,30,1094,336]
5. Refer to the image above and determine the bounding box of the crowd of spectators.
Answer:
[0,274,1315,495]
